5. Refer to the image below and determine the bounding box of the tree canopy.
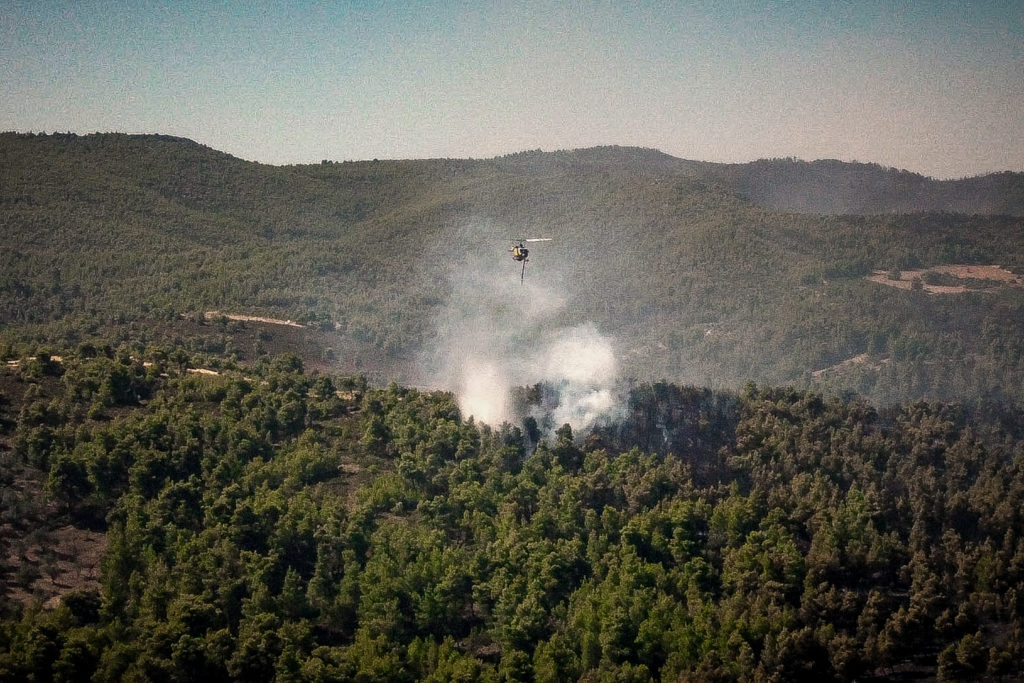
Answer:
[2,350,1023,681]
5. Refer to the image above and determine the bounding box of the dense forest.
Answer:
[4,133,1024,680]
[2,349,1024,681]
[3,133,1024,405]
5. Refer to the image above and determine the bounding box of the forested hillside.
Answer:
[698,157,1024,216]
[3,132,1024,407]
[4,134,1024,677]
[2,350,1023,680]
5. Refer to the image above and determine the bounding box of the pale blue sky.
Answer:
[2,1,1022,177]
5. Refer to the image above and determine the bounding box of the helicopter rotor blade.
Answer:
[523,238,552,242]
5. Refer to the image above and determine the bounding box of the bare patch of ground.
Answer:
[866,265,1023,294]
[5,355,63,369]
[3,524,107,608]
[812,353,890,379]
[0,369,108,610]
[0,452,107,610]
[205,310,305,328]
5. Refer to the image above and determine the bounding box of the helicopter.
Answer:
[510,238,552,283]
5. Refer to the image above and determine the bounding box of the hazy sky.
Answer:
[3,1,1022,178]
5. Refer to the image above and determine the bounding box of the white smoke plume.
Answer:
[419,227,622,436]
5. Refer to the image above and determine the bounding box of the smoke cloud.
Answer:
[420,229,622,436]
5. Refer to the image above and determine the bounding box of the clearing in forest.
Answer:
[204,311,305,327]
[865,265,1023,294]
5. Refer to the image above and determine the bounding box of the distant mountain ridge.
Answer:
[695,156,1024,216]
[8,132,1021,215]
[491,145,1024,216]
[447,144,1024,216]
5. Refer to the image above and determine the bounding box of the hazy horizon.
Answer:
[3,1,1022,179]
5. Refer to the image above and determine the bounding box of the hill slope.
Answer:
[698,157,1024,215]
[3,132,1024,405]
[2,353,1023,681]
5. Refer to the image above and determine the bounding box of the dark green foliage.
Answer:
[3,351,1024,680]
